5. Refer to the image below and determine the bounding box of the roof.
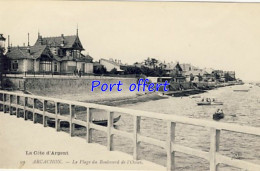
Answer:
[83,54,93,60]
[100,58,121,67]
[174,63,183,71]
[52,54,93,62]
[164,62,176,70]
[93,62,103,66]
[203,68,214,74]
[0,34,6,41]
[183,70,205,76]
[6,44,92,63]
[34,35,84,50]
[6,45,48,60]
[179,63,192,71]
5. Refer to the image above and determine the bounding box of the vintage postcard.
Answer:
[0,1,260,170]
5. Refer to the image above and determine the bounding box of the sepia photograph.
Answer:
[0,0,260,170]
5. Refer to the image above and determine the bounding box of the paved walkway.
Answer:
[0,113,165,170]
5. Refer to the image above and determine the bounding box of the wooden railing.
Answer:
[0,90,259,171]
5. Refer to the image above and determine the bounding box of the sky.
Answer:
[1,1,260,81]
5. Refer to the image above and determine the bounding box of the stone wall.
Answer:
[5,77,138,102]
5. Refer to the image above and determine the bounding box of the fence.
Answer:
[0,90,259,171]
[3,71,137,79]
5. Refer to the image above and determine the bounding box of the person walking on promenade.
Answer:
[79,69,82,77]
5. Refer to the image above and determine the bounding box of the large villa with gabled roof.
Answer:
[5,30,93,74]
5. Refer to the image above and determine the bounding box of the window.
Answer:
[81,63,85,73]
[54,62,58,72]
[67,66,76,72]
[53,48,57,55]
[12,60,18,71]
[40,61,52,72]
[58,49,63,56]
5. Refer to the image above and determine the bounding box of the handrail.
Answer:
[0,90,259,136]
[0,90,259,171]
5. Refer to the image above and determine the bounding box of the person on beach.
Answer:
[79,69,82,77]
[75,68,79,77]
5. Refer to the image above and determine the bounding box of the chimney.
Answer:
[27,33,30,46]
[39,36,43,45]
[38,31,43,45]
[27,46,30,53]
[61,34,65,47]
[76,24,78,37]
[27,33,30,53]
[7,35,10,52]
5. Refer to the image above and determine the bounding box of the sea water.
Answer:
[101,84,259,170]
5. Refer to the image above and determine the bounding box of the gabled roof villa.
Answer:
[6,30,93,74]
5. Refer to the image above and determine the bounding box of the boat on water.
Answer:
[190,95,201,98]
[197,101,211,105]
[47,115,121,127]
[92,115,121,126]
[197,98,223,106]
[213,109,224,120]
[233,89,249,92]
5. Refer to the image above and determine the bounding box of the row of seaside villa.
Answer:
[1,32,240,86]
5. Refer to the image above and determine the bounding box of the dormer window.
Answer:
[53,48,57,55]
[12,60,18,71]
[58,49,63,56]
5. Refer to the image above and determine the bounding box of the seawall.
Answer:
[3,77,138,102]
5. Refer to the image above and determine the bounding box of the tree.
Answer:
[198,73,203,82]
[94,66,107,74]
[190,73,194,81]
[123,66,142,75]
[224,72,235,82]
[110,68,119,75]
[213,71,221,80]
[144,57,158,69]
[150,58,158,69]
[154,67,167,77]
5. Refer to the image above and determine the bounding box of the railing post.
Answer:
[69,104,75,137]
[86,107,92,143]
[133,116,141,160]
[33,98,36,123]
[0,93,2,112]
[3,94,7,113]
[24,97,28,120]
[107,111,114,151]
[210,128,220,171]
[55,102,60,131]
[16,96,20,117]
[43,100,47,127]
[167,121,176,171]
[9,94,13,115]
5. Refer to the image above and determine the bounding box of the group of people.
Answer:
[216,109,223,114]
[201,98,216,102]
[74,69,83,77]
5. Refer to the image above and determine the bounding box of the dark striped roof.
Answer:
[6,45,48,60]
[34,35,84,50]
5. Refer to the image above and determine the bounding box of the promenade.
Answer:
[0,113,165,170]
[1,89,259,171]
